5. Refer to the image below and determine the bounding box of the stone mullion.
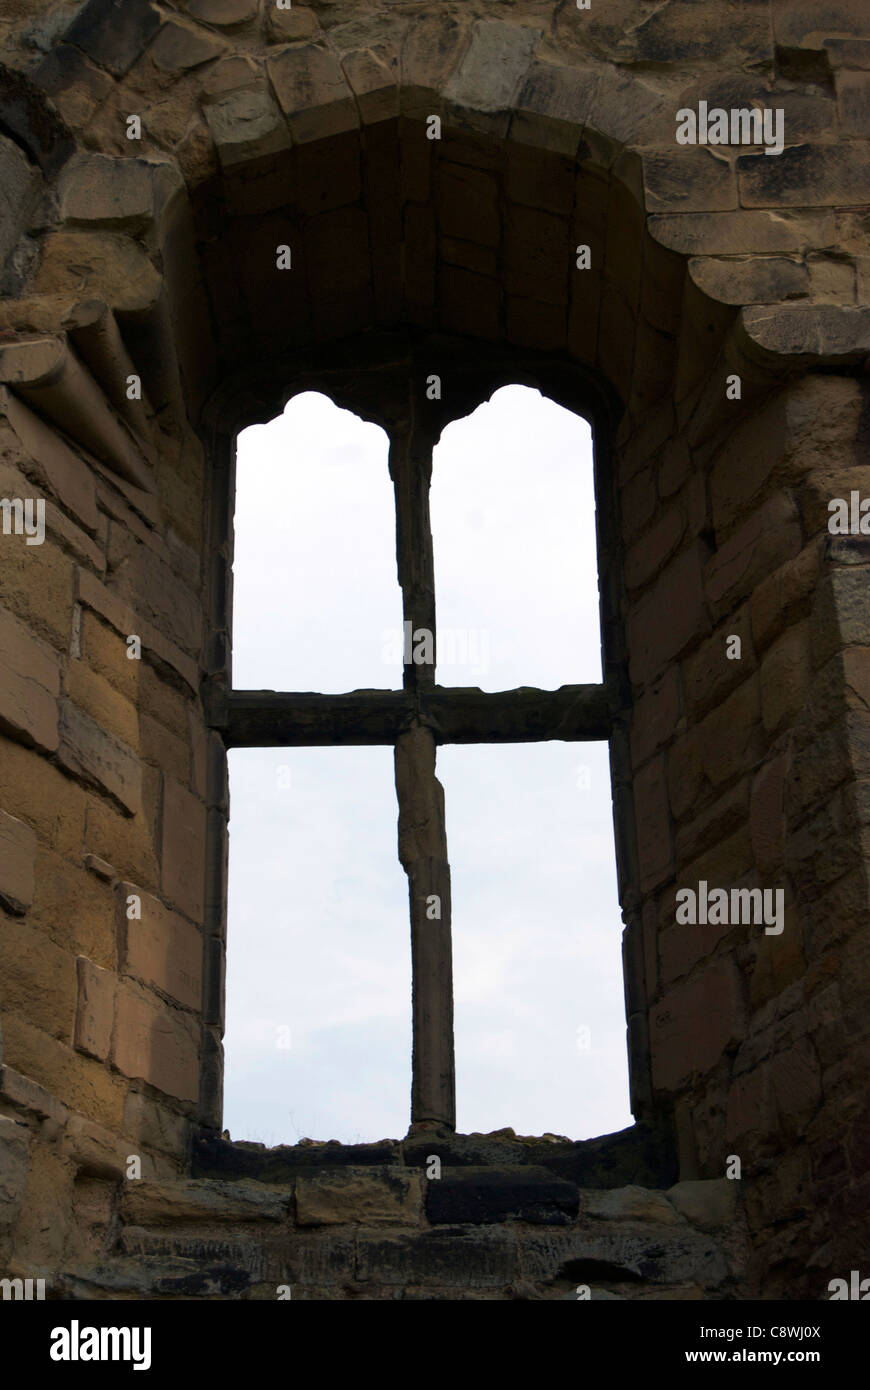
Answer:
[389,428,437,694]
[395,726,455,1129]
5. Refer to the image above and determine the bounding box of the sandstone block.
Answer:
[628,545,709,684]
[649,209,835,257]
[266,6,319,44]
[705,495,802,620]
[667,1179,737,1231]
[35,232,163,316]
[65,0,162,79]
[749,753,791,878]
[116,881,202,1009]
[112,980,200,1103]
[203,82,291,168]
[689,255,808,306]
[444,19,539,124]
[0,1114,31,1230]
[296,1167,420,1226]
[511,61,595,155]
[750,542,821,654]
[683,608,754,719]
[760,624,811,734]
[630,666,682,769]
[267,44,358,143]
[83,788,159,891]
[0,916,78,1041]
[150,20,226,72]
[695,675,762,789]
[0,532,74,650]
[105,529,202,657]
[738,144,870,209]
[1,1016,126,1131]
[650,955,746,1092]
[0,611,59,756]
[582,1184,680,1224]
[341,49,398,125]
[58,700,142,816]
[161,779,206,923]
[67,663,139,750]
[187,0,258,26]
[643,149,736,214]
[625,505,686,593]
[63,1112,128,1178]
[74,955,116,1061]
[76,568,198,692]
[633,754,674,893]
[426,1166,578,1226]
[0,808,37,914]
[124,1089,189,1157]
[120,1177,288,1225]
[58,153,180,229]
[1,392,98,534]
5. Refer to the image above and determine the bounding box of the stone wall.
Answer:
[1,0,869,1298]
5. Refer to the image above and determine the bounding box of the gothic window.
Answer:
[216,378,624,1139]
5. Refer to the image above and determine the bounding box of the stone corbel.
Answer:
[0,332,155,493]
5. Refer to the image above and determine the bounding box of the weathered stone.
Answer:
[74,955,115,1061]
[650,957,747,1092]
[111,980,200,1102]
[0,807,37,914]
[116,881,201,1009]
[426,1167,579,1226]
[266,6,320,44]
[356,1229,518,1287]
[444,20,539,125]
[267,44,358,143]
[690,255,808,306]
[121,1177,288,1225]
[0,1113,31,1230]
[161,780,206,922]
[738,144,870,210]
[124,1090,189,1157]
[706,495,802,619]
[581,1185,680,1225]
[203,82,291,167]
[296,1167,419,1226]
[667,1178,737,1231]
[58,700,142,816]
[187,0,258,27]
[59,153,180,229]
[0,608,60,754]
[64,0,161,79]
[628,545,709,685]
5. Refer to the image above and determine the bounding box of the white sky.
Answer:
[223,386,632,1145]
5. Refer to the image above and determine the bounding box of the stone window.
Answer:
[206,352,634,1137]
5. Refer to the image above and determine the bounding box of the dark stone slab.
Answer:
[402,1123,678,1190]
[532,1124,679,1190]
[64,0,162,79]
[0,63,74,177]
[192,1133,401,1182]
[426,1166,579,1226]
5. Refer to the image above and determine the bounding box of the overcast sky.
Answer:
[223,386,632,1146]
